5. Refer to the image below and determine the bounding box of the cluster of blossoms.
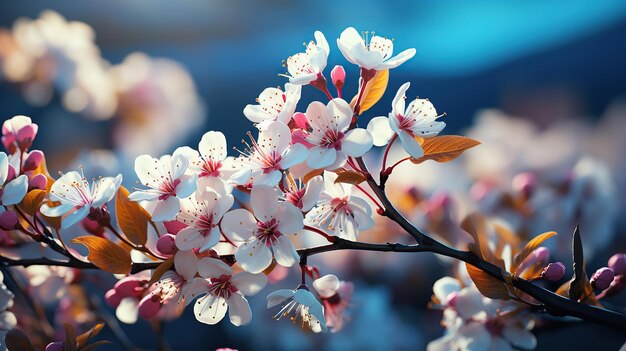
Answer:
[0,11,204,157]
[0,25,626,351]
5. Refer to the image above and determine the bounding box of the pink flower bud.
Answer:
[6,165,16,182]
[163,220,185,235]
[446,291,458,308]
[105,289,122,308]
[518,247,550,273]
[45,342,64,351]
[17,124,37,150]
[293,112,309,130]
[331,65,346,88]
[591,267,615,291]
[541,262,566,281]
[114,277,145,298]
[512,172,538,198]
[81,217,104,236]
[0,211,19,231]
[608,253,626,276]
[156,234,177,255]
[22,150,44,172]
[1,135,16,154]
[138,293,162,319]
[29,173,48,190]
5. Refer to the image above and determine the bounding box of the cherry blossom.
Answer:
[221,185,303,273]
[243,83,301,127]
[0,152,28,211]
[230,121,308,187]
[337,27,416,71]
[175,187,234,251]
[2,115,38,153]
[191,257,267,326]
[312,274,353,332]
[305,172,374,240]
[40,169,122,228]
[283,175,323,212]
[267,285,327,333]
[300,99,373,169]
[129,153,197,221]
[0,271,16,344]
[284,31,330,85]
[368,82,446,158]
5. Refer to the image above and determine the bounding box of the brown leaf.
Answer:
[64,324,78,351]
[466,263,509,300]
[567,226,598,304]
[19,189,47,216]
[76,323,105,348]
[333,170,366,185]
[411,135,480,164]
[115,186,149,246]
[512,231,557,274]
[302,168,324,184]
[350,69,389,115]
[148,257,174,286]
[5,329,35,351]
[71,236,132,274]
[461,213,502,268]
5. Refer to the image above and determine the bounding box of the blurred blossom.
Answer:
[0,271,16,348]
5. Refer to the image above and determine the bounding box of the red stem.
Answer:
[354,184,384,213]
[381,134,397,171]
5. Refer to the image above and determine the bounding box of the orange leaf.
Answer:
[148,257,174,286]
[350,69,389,115]
[71,236,132,274]
[303,168,324,184]
[20,189,47,216]
[461,213,503,268]
[76,323,105,348]
[512,231,557,274]
[465,263,509,300]
[333,170,366,185]
[115,186,149,246]
[411,135,480,164]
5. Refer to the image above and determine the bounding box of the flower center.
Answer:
[199,159,222,177]
[397,114,415,132]
[319,130,344,150]
[285,188,306,209]
[209,274,237,299]
[256,218,281,246]
[158,178,181,201]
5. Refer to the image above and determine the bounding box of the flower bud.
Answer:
[591,267,615,291]
[1,135,16,154]
[518,247,550,274]
[22,150,44,172]
[541,262,566,282]
[114,277,145,298]
[45,342,64,351]
[608,253,626,276]
[105,289,122,308]
[331,65,346,89]
[156,234,177,255]
[0,211,19,231]
[512,172,538,198]
[6,165,16,182]
[16,124,37,150]
[163,220,185,235]
[138,293,162,319]
[293,112,309,130]
[81,217,104,236]
[29,173,48,190]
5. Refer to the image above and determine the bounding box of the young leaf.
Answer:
[115,186,149,246]
[512,231,557,274]
[568,225,586,301]
[350,69,389,115]
[465,263,509,300]
[148,256,174,286]
[5,329,35,351]
[411,135,480,164]
[333,170,366,185]
[64,323,78,351]
[71,236,132,274]
[76,323,105,347]
[461,213,503,268]
[20,189,47,216]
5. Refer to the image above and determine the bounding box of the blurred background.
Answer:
[1,1,626,350]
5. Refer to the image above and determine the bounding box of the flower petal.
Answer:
[228,293,252,326]
[197,257,233,279]
[367,116,395,147]
[250,185,278,221]
[235,237,273,274]
[231,272,267,296]
[198,131,228,161]
[221,209,256,242]
[62,206,90,229]
[151,197,180,222]
[266,289,294,308]
[174,249,198,281]
[175,227,205,251]
[312,274,340,299]
[2,175,28,205]
[342,128,373,157]
[194,294,228,325]
[275,202,303,235]
[396,130,424,158]
[272,235,298,268]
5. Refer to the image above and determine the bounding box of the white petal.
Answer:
[175,227,205,251]
[275,202,303,234]
[266,289,294,308]
[197,257,233,279]
[397,130,424,158]
[91,176,120,208]
[176,175,197,198]
[312,274,340,298]
[378,48,416,70]
[151,197,180,222]
[391,82,410,123]
[61,206,89,229]
[367,116,395,147]
[280,143,308,169]
[116,298,139,324]
[301,175,323,212]
[169,153,189,180]
[40,203,74,217]
[228,293,252,326]
[231,272,267,296]
[306,147,336,169]
[342,128,373,157]
[502,325,537,350]
[128,190,160,202]
[326,99,353,131]
[134,155,157,186]
[235,237,273,274]
[198,131,227,161]
[272,235,299,268]
[250,185,278,221]
[433,277,461,303]
[221,209,256,242]
[194,294,228,325]
[258,121,291,154]
[0,153,8,184]
[2,175,28,205]
[174,249,198,281]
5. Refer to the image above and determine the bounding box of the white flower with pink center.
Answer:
[229,121,307,187]
[173,131,233,181]
[129,153,197,221]
[368,82,446,158]
[284,31,330,85]
[283,175,324,212]
[191,257,267,326]
[243,83,301,127]
[337,27,416,71]
[305,172,374,241]
[267,285,327,333]
[40,168,122,228]
[221,185,303,274]
[301,99,372,170]
[175,186,234,252]
[312,274,353,333]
